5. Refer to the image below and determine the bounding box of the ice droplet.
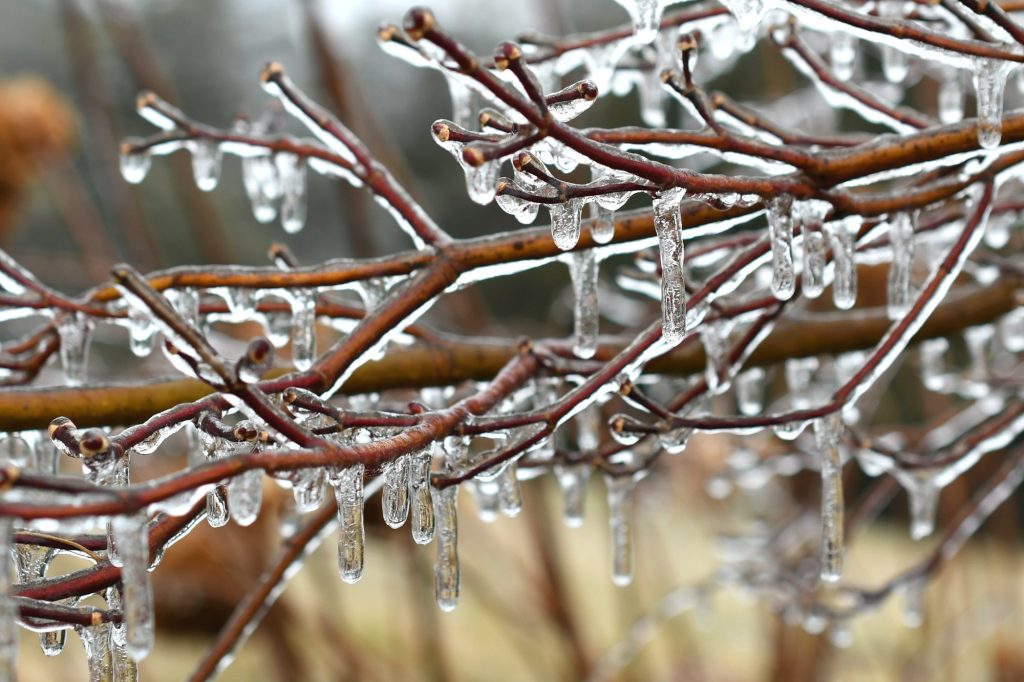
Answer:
[549,198,585,250]
[410,451,435,544]
[190,139,222,192]
[700,319,734,393]
[766,195,795,300]
[828,216,860,310]
[973,58,1010,150]
[333,464,365,584]
[720,0,768,33]
[58,312,94,387]
[111,514,154,660]
[606,473,637,586]
[40,629,65,657]
[206,486,229,528]
[887,212,916,320]
[905,471,940,540]
[814,413,845,582]
[292,467,326,513]
[434,485,460,611]
[276,152,308,234]
[918,337,950,392]
[569,249,600,359]
[127,304,155,358]
[119,144,151,184]
[382,455,411,529]
[227,469,263,527]
[653,188,688,344]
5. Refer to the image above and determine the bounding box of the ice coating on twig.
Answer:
[652,188,687,343]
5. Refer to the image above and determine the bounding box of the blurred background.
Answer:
[2,0,1023,680]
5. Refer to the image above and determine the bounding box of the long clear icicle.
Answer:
[814,414,845,582]
[57,312,94,386]
[227,469,263,527]
[434,485,459,611]
[569,249,600,359]
[78,622,113,682]
[887,212,916,320]
[334,464,365,584]
[289,288,317,371]
[382,455,411,529]
[606,473,637,586]
[111,514,154,660]
[652,188,687,343]
[767,196,795,300]
[801,222,826,299]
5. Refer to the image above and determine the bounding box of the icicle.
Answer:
[814,414,845,582]
[468,479,499,522]
[879,1,908,83]
[127,304,154,358]
[292,468,326,513]
[830,32,855,81]
[613,0,664,44]
[190,139,222,192]
[652,188,687,343]
[77,622,113,682]
[887,212,916,320]
[432,122,499,205]
[333,464,365,584]
[591,203,616,244]
[445,76,474,130]
[736,367,765,416]
[0,519,15,681]
[119,144,151,185]
[918,337,950,392]
[766,195,795,300]
[999,308,1024,352]
[938,72,964,125]
[902,578,925,628]
[786,356,819,409]
[973,58,1010,150]
[801,222,826,299]
[964,324,994,383]
[569,249,600,359]
[906,472,940,540]
[829,621,854,649]
[289,288,317,371]
[497,460,522,517]
[57,312,94,386]
[555,463,590,528]
[638,63,666,128]
[111,631,138,682]
[382,456,411,529]
[242,155,278,223]
[410,450,435,544]
[206,486,229,528]
[605,473,637,586]
[433,485,459,611]
[549,198,584,250]
[828,216,859,310]
[277,152,308,234]
[700,319,734,393]
[720,0,768,33]
[227,469,263,527]
[111,514,153,660]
